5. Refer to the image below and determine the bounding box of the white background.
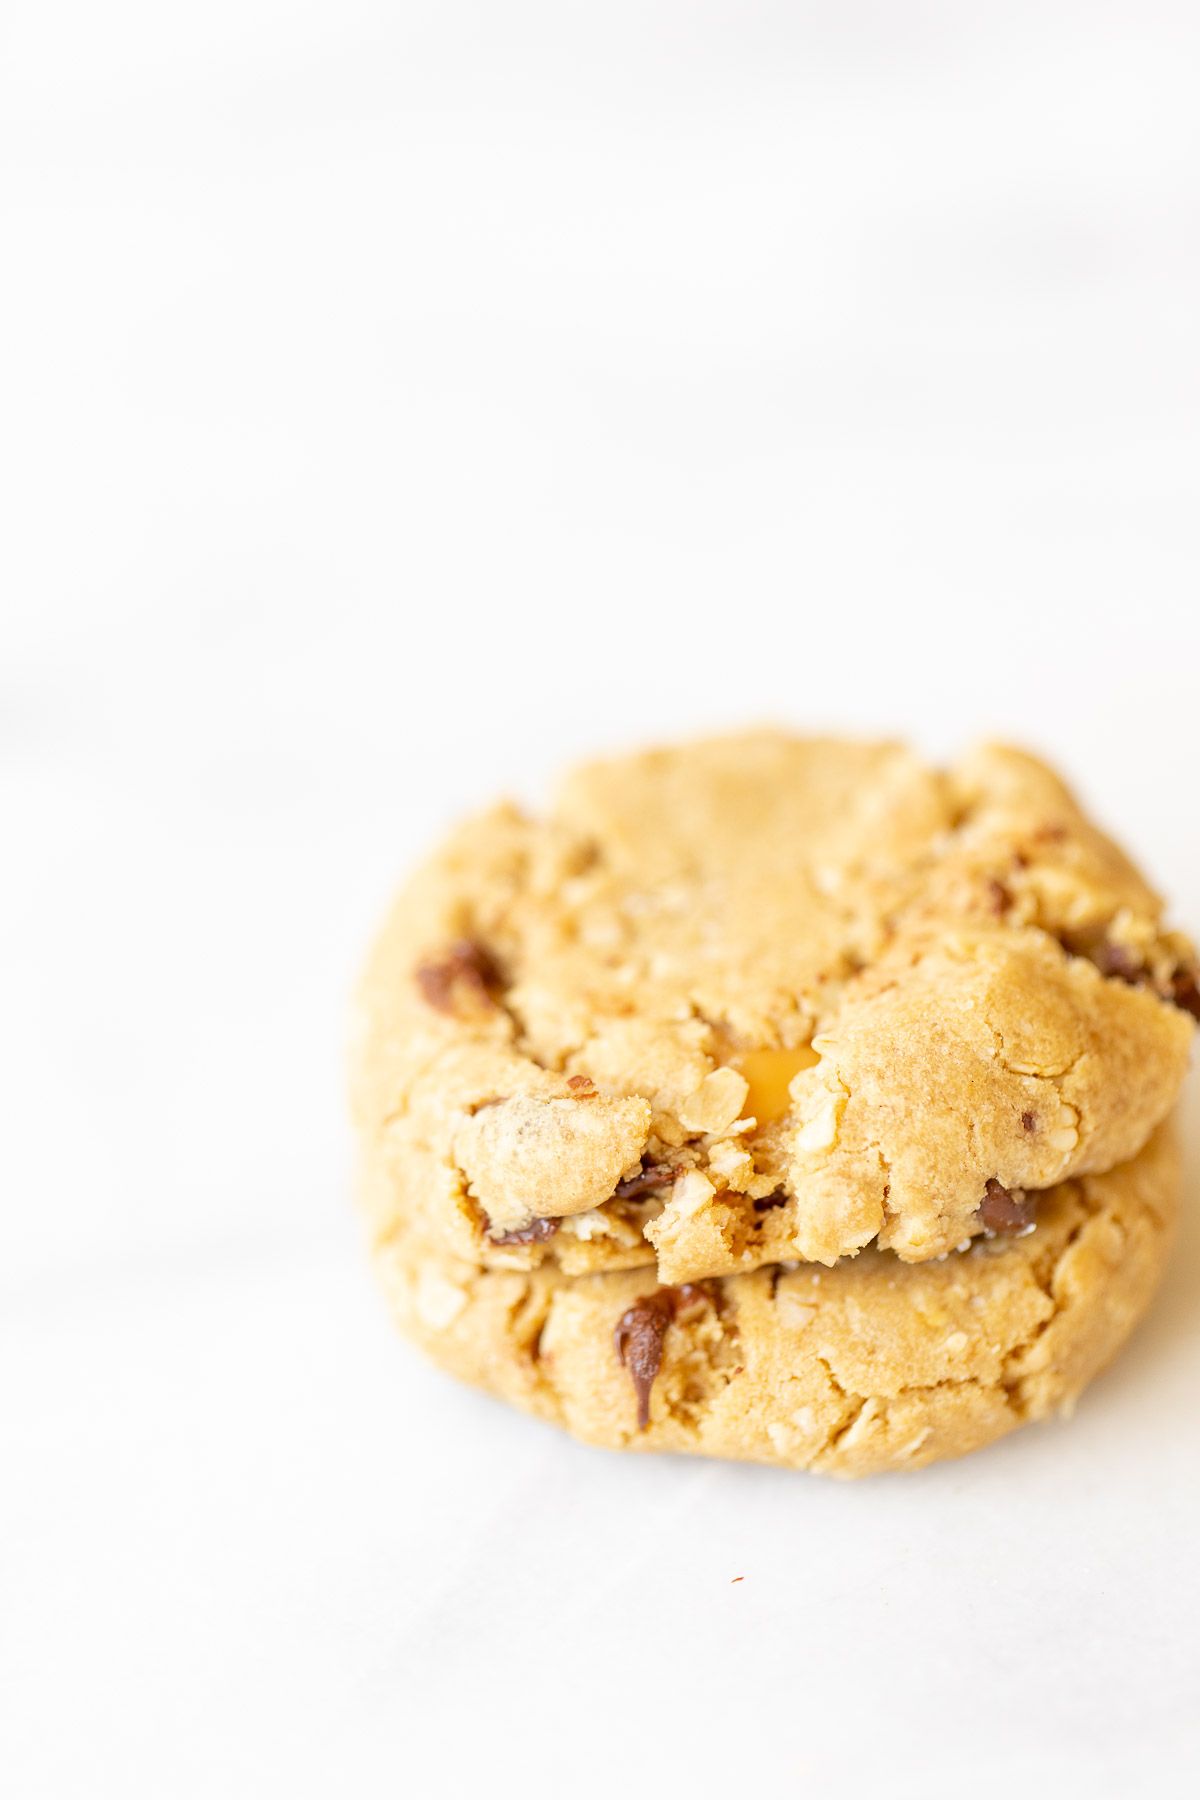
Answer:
[3,4,1200,1795]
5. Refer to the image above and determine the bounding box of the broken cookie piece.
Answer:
[453,1093,651,1235]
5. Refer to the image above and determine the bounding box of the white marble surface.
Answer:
[4,5,1200,1794]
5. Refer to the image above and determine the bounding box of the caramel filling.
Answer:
[735,1045,819,1126]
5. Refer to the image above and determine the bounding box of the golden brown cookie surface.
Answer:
[352,733,1195,1279]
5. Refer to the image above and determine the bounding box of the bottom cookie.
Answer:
[367,1122,1180,1477]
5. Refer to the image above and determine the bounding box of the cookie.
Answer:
[352,734,1196,1281]
[369,1121,1180,1477]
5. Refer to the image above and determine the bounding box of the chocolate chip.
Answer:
[1021,1110,1037,1132]
[1093,940,1144,983]
[1089,943,1200,1022]
[613,1292,676,1429]
[978,1178,1036,1235]
[986,877,1011,916]
[486,1215,560,1247]
[566,1074,596,1093]
[614,1285,712,1429]
[1167,965,1200,1022]
[415,939,502,1012]
[613,1161,678,1203]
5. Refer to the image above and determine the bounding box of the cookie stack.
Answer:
[352,735,1195,1476]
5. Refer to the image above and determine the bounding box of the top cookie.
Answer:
[353,734,1196,1279]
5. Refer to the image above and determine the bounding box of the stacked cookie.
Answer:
[352,735,1196,1476]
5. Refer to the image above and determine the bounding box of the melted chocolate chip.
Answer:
[613,1284,712,1429]
[1089,942,1200,1022]
[1093,940,1144,983]
[1168,965,1200,1022]
[415,939,502,1012]
[986,877,1011,916]
[613,1161,678,1203]
[1021,1110,1037,1133]
[978,1178,1036,1235]
[486,1216,560,1248]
